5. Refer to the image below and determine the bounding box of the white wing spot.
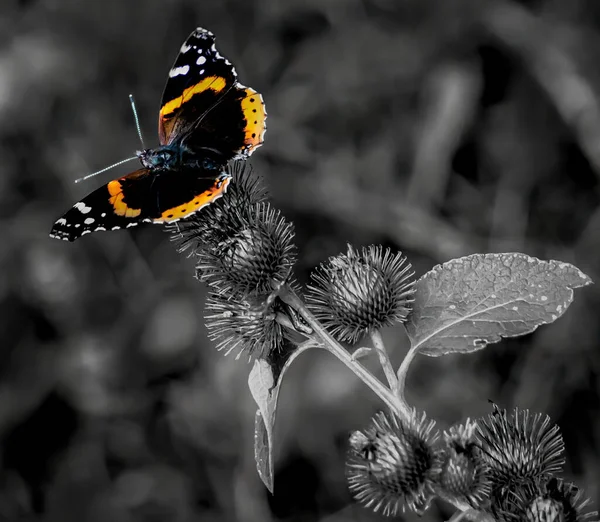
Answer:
[448,304,456,310]
[556,304,563,313]
[512,306,518,311]
[74,202,92,214]
[74,224,80,228]
[491,294,497,299]
[180,43,192,53]
[169,65,190,78]
[126,223,137,228]
[540,295,548,302]
[84,217,95,225]
[96,227,106,231]
[196,55,206,65]
[55,218,67,225]
[199,69,205,75]
[101,213,106,218]
[112,226,120,230]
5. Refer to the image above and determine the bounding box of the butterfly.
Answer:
[50,27,266,241]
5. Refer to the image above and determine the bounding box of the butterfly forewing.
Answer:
[158,27,267,160]
[49,168,231,241]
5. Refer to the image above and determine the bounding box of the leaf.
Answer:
[249,343,314,493]
[405,253,592,356]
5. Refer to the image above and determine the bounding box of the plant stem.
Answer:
[396,344,419,400]
[369,330,399,395]
[351,346,372,360]
[281,286,411,423]
[280,289,494,521]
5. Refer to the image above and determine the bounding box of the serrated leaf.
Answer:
[249,344,313,493]
[405,253,592,356]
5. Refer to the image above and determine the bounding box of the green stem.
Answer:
[281,286,411,423]
[396,343,418,400]
[280,289,493,520]
[351,346,373,360]
[369,330,399,395]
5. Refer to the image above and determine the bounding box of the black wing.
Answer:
[158,27,266,160]
[50,168,230,242]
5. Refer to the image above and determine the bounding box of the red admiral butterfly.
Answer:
[50,27,266,241]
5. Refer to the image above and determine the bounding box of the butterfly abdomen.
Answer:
[139,144,224,173]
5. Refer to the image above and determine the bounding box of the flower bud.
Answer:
[306,245,415,343]
[347,411,440,516]
[476,405,565,492]
[492,477,597,522]
[171,162,268,253]
[437,419,491,508]
[205,291,284,360]
[196,203,295,295]
[524,478,596,522]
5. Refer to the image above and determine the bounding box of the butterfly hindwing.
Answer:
[145,168,231,223]
[50,168,231,242]
[181,84,267,160]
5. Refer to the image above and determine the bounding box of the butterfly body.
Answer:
[50,27,266,241]
[136,143,223,172]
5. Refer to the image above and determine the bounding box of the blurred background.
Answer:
[1,0,599,520]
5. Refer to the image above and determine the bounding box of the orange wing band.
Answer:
[159,76,229,143]
[108,181,142,218]
[154,176,231,222]
[160,76,228,120]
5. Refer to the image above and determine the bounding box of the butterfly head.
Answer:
[137,147,177,170]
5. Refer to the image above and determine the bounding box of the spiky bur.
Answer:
[196,203,296,295]
[476,405,565,489]
[492,477,598,522]
[346,410,441,516]
[524,478,597,522]
[476,405,567,521]
[205,291,284,359]
[172,162,268,254]
[436,419,491,509]
[305,245,415,343]
[170,163,297,360]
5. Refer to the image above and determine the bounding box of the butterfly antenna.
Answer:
[129,94,146,149]
[74,93,146,184]
[74,156,137,184]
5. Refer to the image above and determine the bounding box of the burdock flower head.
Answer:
[436,419,491,509]
[172,162,269,253]
[306,245,415,343]
[172,163,297,360]
[196,202,296,295]
[523,478,597,522]
[476,405,565,493]
[204,291,284,360]
[346,410,441,516]
[492,477,598,522]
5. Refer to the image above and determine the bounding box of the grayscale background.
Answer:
[1,0,598,520]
